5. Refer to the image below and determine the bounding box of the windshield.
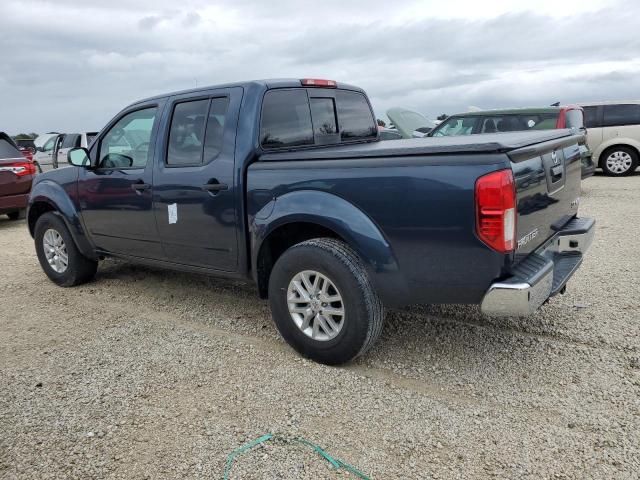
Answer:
[431,116,480,136]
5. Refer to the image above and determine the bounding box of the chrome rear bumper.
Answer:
[481,217,595,316]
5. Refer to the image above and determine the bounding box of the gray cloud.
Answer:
[0,0,638,134]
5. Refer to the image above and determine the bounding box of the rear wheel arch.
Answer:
[598,143,639,167]
[598,144,639,175]
[255,221,345,299]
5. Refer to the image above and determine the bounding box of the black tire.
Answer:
[7,209,25,220]
[600,146,638,176]
[34,212,98,287]
[268,238,384,365]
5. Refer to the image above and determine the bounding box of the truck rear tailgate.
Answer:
[508,132,584,260]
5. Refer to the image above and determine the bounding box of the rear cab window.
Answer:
[260,87,377,150]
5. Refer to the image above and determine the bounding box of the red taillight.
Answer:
[300,78,337,88]
[475,169,516,253]
[0,160,37,177]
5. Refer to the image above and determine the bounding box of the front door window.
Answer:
[98,107,157,169]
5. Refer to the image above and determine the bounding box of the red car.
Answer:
[0,132,37,220]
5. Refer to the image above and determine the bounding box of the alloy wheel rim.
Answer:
[606,151,632,174]
[43,228,68,273]
[287,270,345,341]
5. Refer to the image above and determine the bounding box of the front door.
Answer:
[78,104,164,259]
[153,87,241,271]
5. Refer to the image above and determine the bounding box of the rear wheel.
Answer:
[601,146,638,176]
[34,212,98,287]
[7,209,25,220]
[268,238,384,365]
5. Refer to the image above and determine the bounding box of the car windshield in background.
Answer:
[431,113,559,136]
[431,116,481,136]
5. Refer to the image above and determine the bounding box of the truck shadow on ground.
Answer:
[96,261,569,385]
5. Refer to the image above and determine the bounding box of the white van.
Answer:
[35,132,98,172]
[580,102,640,176]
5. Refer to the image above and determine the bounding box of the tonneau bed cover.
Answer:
[259,129,580,161]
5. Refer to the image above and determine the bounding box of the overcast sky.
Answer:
[1,0,639,134]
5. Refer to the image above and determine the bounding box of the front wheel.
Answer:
[34,212,98,287]
[601,146,638,176]
[268,238,384,365]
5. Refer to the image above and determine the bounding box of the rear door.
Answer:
[153,87,242,271]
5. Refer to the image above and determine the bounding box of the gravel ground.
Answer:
[1,173,639,479]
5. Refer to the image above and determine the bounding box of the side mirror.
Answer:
[68,147,91,167]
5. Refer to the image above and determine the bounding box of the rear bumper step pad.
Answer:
[481,217,595,316]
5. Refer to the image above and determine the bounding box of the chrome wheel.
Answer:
[287,270,345,341]
[606,151,633,174]
[43,228,68,273]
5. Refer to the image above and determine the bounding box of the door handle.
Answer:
[131,181,151,193]
[202,181,228,195]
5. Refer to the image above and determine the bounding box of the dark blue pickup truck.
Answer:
[28,78,594,364]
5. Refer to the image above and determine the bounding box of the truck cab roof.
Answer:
[130,78,366,107]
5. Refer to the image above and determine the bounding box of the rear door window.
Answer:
[335,90,377,141]
[583,106,601,128]
[260,89,314,149]
[167,99,209,166]
[203,97,229,162]
[603,104,640,127]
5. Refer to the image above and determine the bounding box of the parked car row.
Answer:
[385,101,640,177]
[581,102,640,176]
[425,105,596,179]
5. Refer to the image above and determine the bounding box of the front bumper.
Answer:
[481,217,595,316]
